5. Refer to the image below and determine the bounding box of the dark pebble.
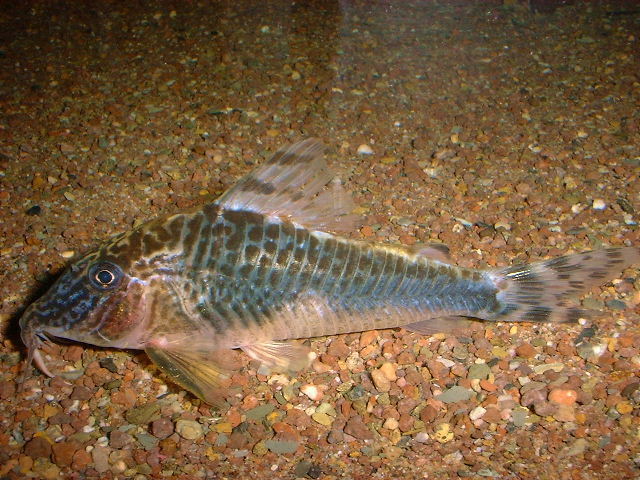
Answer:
[70,386,93,401]
[151,418,174,439]
[622,382,639,399]
[51,441,78,466]
[99,357,118,373]
[327,429,344,444]
[605,299,626,310]
[294,460,312,477]
[24,436,52,459]
[343,415,373,440]
[49,413,73,425]
[110,430,133,448]
[26,205,42,215]
[307,463,322,479]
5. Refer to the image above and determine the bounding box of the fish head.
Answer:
[19,250,148,377]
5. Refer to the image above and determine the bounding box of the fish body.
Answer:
[19,139,640,403]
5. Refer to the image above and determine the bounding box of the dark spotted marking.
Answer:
[524,306,553,322]
[240,176,276,195]
[244,244,260,261]
[566,308,586,322]
[142,232,164,257]
[248,225,263,243]
[606,249,623,258]
[264,223,280,241]
[182,213,205,258]
[150,222,172,243]
[264,239,277,255]
[290,191,304,202]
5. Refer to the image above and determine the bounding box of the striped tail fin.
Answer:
[487,247,639,323]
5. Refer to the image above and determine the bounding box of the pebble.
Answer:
[135,432,159,450]
[616,401,633,415]
[151,418,174,439]
[383,417,399,430]
[312,412,334,426]
[548,388,578,406]
[359,330,378,348]
[468,363,491,380]
[125,403,160,425]
[371,368,391,392]
[606,299,626,310]
[264,439,299,454]
[379,362,397,381]
[511,407,528,427]
[91,446,110,474]
[414,432,430,443]
[175,419,203,440]
[246,404,276,421]
[70,386,93,401]
[51,441,77,466]
[31,459,59,480]
[515,343,537,359]
[109,430,132,448]
[434,423,454,443]
[564,438,588,457]
[300,384,322,401]
[357,144,374,155]
[469,406,486,421]
[592,199,606,210]
[553,404,576,422]
[24,437,52,459]
[343,415,373,440]
[436,386,473,404]
[383,445,403,460]
[26,205,42,216]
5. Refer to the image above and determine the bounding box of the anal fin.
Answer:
[404,316,479,335]
[241,341,312,373]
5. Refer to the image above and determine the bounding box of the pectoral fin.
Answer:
[145,346,240,405]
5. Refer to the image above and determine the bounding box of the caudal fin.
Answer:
[488,247,639,323]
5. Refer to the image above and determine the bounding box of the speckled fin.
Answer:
[145,346,239,405]
[490,246,640,323]
[241,341,312,372]
[404,316,478,335]
[216,138,359,233]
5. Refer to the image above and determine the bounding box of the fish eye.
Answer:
[88,262,123,290]
[96,269,114,285]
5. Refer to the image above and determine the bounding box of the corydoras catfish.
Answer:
[19,139,640,404]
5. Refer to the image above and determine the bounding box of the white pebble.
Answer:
[357,144,374,155]
[469,406,486,421]
[592,199,606,210]
[60,250,75,259]
[571,203,585,214]
[383,417,399,430]
[300,384,321,401]
[414,432,430,443]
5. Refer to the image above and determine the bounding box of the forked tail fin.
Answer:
[487,247,639,323]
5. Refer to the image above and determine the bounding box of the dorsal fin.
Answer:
[216,139,359,233]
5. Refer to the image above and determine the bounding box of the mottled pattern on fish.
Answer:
[106,208,496,342]
[19,139,640,404]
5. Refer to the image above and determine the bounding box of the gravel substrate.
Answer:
[1,1,639,479]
